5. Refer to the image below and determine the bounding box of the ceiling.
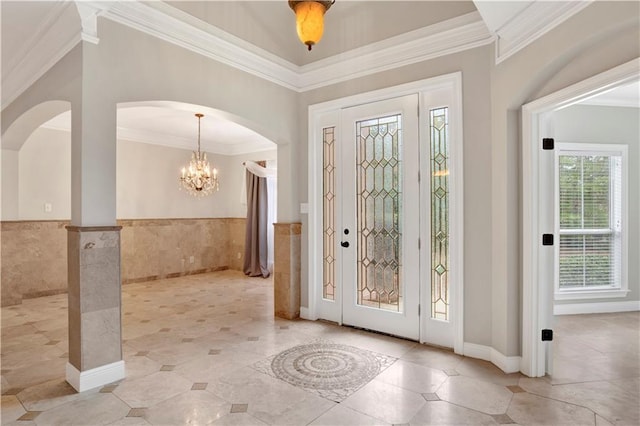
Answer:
[3,1,614,155]
[579,81,640,108]
[41,106,277,156]
[161,1,477,66]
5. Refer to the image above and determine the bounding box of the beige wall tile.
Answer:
[81,306,122,371]
[1,218,248,305]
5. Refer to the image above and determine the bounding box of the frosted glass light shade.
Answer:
[289,1,333,51]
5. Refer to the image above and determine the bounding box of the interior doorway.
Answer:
[521,58,639,377]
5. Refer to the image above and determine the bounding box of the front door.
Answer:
[340,95,420,340]
[314,78,461,350]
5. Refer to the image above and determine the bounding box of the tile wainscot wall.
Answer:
[273,222,302,320]
[1,218,246,306]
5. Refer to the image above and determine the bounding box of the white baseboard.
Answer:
[66,361,125,392]
[300,307,317,320]
[463,342,522,374]
[554,300,640,315]
[299,307,309,319]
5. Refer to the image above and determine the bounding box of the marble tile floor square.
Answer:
[1,270,638,425]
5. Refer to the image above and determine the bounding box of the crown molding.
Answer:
[100,3,492,93]
[1,2,82,109]
[100,1,301,91]
[495,0,593,64]
[299,12,493,91]
[3,1,493,109]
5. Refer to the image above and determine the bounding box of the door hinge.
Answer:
[542,329,553,341]
[418,238,421,250]
[418,304,421,316]
[542,234,554,246]
[418,171,421,183]
[542,138,554,150]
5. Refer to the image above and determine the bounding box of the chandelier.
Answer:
[289,1,334,51]
[179,113,219,197]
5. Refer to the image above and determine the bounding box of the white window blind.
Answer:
[557,151,623,291]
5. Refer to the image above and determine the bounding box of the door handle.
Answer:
[341,241,350,248]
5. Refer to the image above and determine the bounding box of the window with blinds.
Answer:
[556,144,626,295]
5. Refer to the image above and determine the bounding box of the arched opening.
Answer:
[1,99,279,394]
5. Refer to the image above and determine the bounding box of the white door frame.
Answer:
[521,58,639,377]
[305,73,464,354]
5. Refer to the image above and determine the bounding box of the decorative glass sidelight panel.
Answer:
[355,115,403,312]
[430,107,450,321]
[323,127,336,300]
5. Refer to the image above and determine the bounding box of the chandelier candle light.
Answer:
[179,113,219,197]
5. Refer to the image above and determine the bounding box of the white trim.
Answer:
[100,1,300,91]
[4,2,492,108]
[66,361,125,393]
[418,77,465,354]
[452,75,465,356]
[298,13,493,91]
[102,3,492,93]
[75,2,102,45]
[308,73,463,351]
[1,2,83,109]
[495,1,592,63]
[580,98,640,108]
[300,306,314,320]
[553,300,640,315]
[521,58,639,378]
[555,290,630,301]
[463,342,522,374]
[554,300,640,315]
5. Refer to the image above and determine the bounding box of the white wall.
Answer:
[117,140,276,219]
[19,128,71,220]
[225,151,278,218]
[5,126,276,220]
[552,104,640,305]
[1,149,19,220]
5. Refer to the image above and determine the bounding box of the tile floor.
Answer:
[1,270,639,425]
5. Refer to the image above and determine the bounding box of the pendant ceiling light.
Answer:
[179,113,219,197]
[289,1,334,51]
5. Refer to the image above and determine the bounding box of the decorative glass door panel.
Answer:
[430,107,450,321]
[323,127,337,301]
[420,88,456,349]
[341,95,420,340]
[356,115,403,312]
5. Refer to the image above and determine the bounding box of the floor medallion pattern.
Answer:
[252,341,397,402]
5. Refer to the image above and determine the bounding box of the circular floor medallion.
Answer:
[270,342,382,391]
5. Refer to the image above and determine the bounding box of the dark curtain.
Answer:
[243,168,270,278]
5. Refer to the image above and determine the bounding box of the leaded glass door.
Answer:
[340,95,420,340]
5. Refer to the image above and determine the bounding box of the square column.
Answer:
[66,225,124,392]
[274,223,301,319]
